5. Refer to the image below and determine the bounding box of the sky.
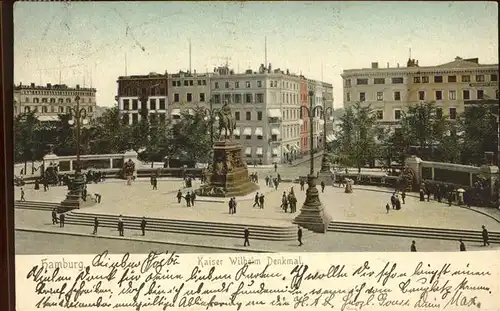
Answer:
[13,1,498,109]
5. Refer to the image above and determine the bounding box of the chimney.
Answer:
[371,62,379,69]
[47,83,51,88]
[30,83,35,87]
[76,84,80,89]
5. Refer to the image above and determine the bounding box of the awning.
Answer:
[268,109,281,118]
[244,147,252,155]
[256,147,263,155]
[294,143,300,151]
[171,109,181,116]
[233,127,241,136]
[327,134,336,142]
[272,148,279,155]
[37,115,60,122]
[254,127,263,136]
[271,128,280,135]
[243,127,252,136]
[283,146,290,153]
[188,109,195,115]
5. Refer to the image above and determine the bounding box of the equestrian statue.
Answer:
[217,101,236,140]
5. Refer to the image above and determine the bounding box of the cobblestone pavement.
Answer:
[17,209,499,254]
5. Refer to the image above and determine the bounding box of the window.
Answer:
[235,112,240,120]
[234,94,241,103]
[123,99,130,110]
[434,76,443,83]
[159,99,166,110]
[435,90,442,101]
[42,106,48,113]
[461,75,471,82]
[448,75,457,83]
[394,110,402,120]
[345,79,351,87]
[257,81,262,87]
[50,98,55,103]
[200,93,205,102]
[394,91,401,101]
[215,82,219,89]
[257,111,262,121]
[491,74,498,82]
[256,93,264,103]
[376,110,383,120]
[374,78,385,84]
[150,88,156,96]
[172,81,177,87]
[33,98,39,103]
[449,108,457,120]
[449,90,456,100]
[58,106,64,113]
[203,80,207,85]
[224,94,231,103]
[197,80,203,86]
[422,76,429,83]
[235,82,240,88]
[413,77,421,83]
[225,81,230,88]
[463,90,470,100]
[184,80,189,86]
[189,80,194,86]
[150,99,156,110]
[245,94,252,103]
[174,94,180,102]
[376,92,383,101]
[214,94,221,103]
[356,78,368,85]
[392,77,404,84]
[359,92,366,101]
[187,93,192,102]
[246,111,251,120]
[132,99,138,110]
[346,92,351,101]
[475,75,485,82]
[418,91,425,101]
[50,106,55,113]
[436,108,443,119]
[477,90,484,99]
[246,81,251,88]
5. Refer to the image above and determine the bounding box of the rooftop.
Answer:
[15,82,96,92]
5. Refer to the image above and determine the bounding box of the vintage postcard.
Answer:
[9,1,500,310]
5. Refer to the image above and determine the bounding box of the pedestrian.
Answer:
[425,187,431,202]
[152,176,158,190]
[244,228,250,247]
[459,239,466,251]
[252,192,259,208]
[150,173,154,187]
[51,208,58,225]
[185,192,191,207]
[419,189,425,202]
[274,178,278,190]
[228,198,234,214]
[177,190,183,203]
[401,191,406,204]
[410,240,417,252]
[59,213,65,228]
[95,193,102,203]
[118,215,124,236]
[265,176,269,187]
[274,163,277,172]
[93,217,99,235]
[391,194,396,209]
[232,197,237,214]
[448,192,453,206]
[320,181,325,193]
[482,225,490,246]
[259,193,265,209]
[191,192,196,206]
[385,203,390,214]
[297,226,303,246]
[20,187,26,201]
[277,173,281,183]
[300,179,305,191]
[141,217,147,236]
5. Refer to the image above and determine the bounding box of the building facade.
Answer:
[341,57,499,129]
[299,75,309,154]
[167,71,213,119]
[13,83,97,122]
[116,73,168,125]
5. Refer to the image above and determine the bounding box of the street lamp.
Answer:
[293,90,332,233]
[319,98,334,172]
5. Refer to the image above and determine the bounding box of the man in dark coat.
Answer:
[459,239,466,251]
[93,217,99,235]
[385,203,390,214]
[141,217,147,236]
[191,192,196,206]
[177,190,183,203]
[185,192,191,207]
[274,163,277,172]
[401,191,406,204]
[243,228,250,247]
[228,198,234,214]
[259,194,265,209]
[232,197,237,214]
[482,225,490,246]
[391,194,397,209]
[59,213,65,228]
[252,193,259,208]
[419,189,425,202]
[152,176,158,190]
[300,179,305,191]
[118,215,124,236]
[52,208,58,225]
[297,226,303,246]
[410,240,417,252]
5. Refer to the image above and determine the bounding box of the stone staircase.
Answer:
[328,221,500,244]
[15,200,60,211]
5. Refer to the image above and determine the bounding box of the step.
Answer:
[15,201,60,210]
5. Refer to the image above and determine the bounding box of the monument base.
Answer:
[293,174,332,233]
[59,194,84,213]
[196,140,259,197]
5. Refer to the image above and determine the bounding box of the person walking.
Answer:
[297,226,303,246]
[141,217,147,236]
[51,208,58,225]
[401,191,406,204]
[191,192,196,206]
[482,225,490,246]
[243,228,250,247]
[118,215,124,236]
[385,203,390,214]
[176,190,183,203]
[300,179,305,191]
[459,239,466,251]
[228,198,234,214]
[391,194,396,209]
[185,192,191,207]
[274,178,279,190]
[93,217,99,235]
[59,213,65,228]
[252,193,259,208]
[20,188,26,201]
[232,197,237,214]
[410,240,417,252]
[259,194,265,209]
[152,176,158,190]
[265,176,270,187]
[274,163,277,172]
[320,181,325,193]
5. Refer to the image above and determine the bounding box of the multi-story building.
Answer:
[167,71,212,119]
[299,75,309,154]
[116,72,168,125]
[210,64,302,165]
[13,82,97,122]
[341,57,499,129]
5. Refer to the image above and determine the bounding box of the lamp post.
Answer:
[293,90,332,233]
[319,98,334,173]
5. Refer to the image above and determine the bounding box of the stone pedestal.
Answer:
[293,174,332,233]
[59,172,86,213]
[196,140,259,197]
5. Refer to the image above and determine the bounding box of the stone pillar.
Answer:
[69,160,73,171]
[431,167,435,181]
[123,150,139,178]
[293,174,332,233]
[109,158,114,169]
[405,155,422,183]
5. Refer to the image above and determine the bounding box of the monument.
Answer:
[59,161,87,213]
[196,101,259,197]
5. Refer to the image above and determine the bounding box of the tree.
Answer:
[336,102,380,173]
[90,107,131,154]
[13,111,42,171]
